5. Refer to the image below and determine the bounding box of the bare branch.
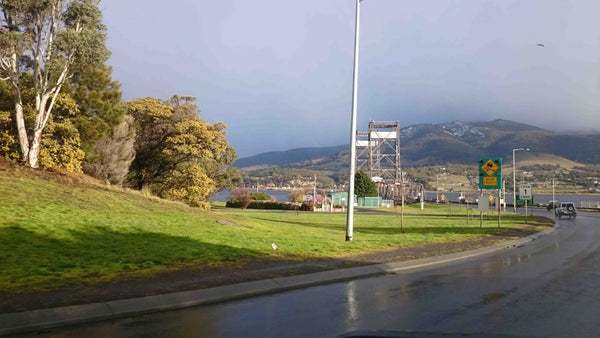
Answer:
[41,57,71,130]
[0,53,11,73]
[42,1,62,92]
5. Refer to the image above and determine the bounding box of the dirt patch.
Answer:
[0,226,546,314]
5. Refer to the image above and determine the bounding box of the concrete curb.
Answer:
[0,224,558,336]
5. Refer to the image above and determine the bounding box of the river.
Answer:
[210,189,292,202]
[212,189,600,208]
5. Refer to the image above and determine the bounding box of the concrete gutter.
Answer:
[0,224,558,336]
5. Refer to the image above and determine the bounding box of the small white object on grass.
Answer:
[271,243,279,250]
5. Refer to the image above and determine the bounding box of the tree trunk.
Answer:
[28,128,44,169]
[14,97,29,163]
[27,94,50,169]
[9,52,29,163]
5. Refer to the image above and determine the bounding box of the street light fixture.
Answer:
[512,147,530,213]
[346,0,362,241]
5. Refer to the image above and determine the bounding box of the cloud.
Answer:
[101,0,600,157]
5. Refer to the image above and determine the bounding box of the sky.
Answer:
[100,0,600,158]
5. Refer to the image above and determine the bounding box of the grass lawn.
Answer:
[0,160,548,294]
[358,203,515,216]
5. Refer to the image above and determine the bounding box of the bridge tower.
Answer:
[366,120,401,183]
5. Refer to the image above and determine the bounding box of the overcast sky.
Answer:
[100,0,600,158]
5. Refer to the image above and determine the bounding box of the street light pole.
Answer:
[313,175,317,209]
[346,0,362,242]
[512,147,530,213]
[552,178,555,202]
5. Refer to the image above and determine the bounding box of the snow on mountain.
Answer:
[400,121,486,141]
[440,121,486,139]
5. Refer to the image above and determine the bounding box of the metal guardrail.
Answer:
[580,201,600,209]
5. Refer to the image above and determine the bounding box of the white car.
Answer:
[555,202,577,219]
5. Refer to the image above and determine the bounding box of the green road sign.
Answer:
[516,195,534,206]
[479,158,502,190]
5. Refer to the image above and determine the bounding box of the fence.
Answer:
[580,201,600,209]
[357,197,382,207]
[381,199,394,208]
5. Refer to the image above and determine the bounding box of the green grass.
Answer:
[0,160,547,294]
[359,203,514,216]
[215,211,536,253]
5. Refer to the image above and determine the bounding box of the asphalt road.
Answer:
[32,209,600,338]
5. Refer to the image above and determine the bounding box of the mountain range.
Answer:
[235,119,600,170]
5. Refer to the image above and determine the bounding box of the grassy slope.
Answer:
[0,159,545,293]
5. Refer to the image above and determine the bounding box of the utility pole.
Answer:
[479,189,483,228]
[313,175,317,210]
[525,195,528,224]
[512,147,530,212]
[436,174,439,203]
[421,184,424,210]
[502,179,506,211]
[400,172,404,232]
[498,188,501,228]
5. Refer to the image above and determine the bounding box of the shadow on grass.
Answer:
[0,225,265,291]
[0,221,537,313]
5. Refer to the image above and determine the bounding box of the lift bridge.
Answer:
[355,120,420,204]
[355,120,401,182]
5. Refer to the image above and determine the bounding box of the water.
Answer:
[212,189,599,208]
[211,189,291,202]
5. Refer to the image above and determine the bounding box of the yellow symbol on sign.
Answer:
[483,177,498,186]
[441,194,445,201]
[481,159,499,176]
[488,195,494,201]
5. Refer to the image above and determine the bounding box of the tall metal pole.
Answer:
[512,148,518,213]
[436,174,439,203]
[512,147,529,213]
[400,172,404,232]
[313,175,317,209]
[502,179,506,211]
[479,189,483,228]
[498,188,501,228]
[346,0,361,242]
[525,195,528,224]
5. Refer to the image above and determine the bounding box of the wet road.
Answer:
[37,210,600,338]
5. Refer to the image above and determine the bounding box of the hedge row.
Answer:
[226,200,316,211]
[249,192,272,201]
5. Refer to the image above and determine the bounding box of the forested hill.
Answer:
[235,145,346,169]
[235,119,600,169]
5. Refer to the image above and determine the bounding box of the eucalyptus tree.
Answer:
[126,96,238,209]
[0,0,109,168]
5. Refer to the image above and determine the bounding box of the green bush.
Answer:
[250,192,272,201]
[226,199,242,208]
[300,202,315,211]
[226,200,310,211]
